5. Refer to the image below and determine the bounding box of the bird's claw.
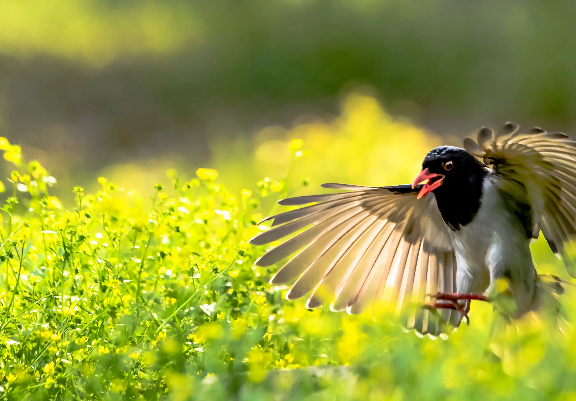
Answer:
[424,300,471,325]
[424,292,490,325]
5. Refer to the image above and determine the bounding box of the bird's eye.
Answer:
[442,161,454,171]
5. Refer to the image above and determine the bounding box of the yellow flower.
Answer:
[6,373,16,383]
[156,331,167,342]
[98,177,108,186]
[98,346,109,354]
[46,196,63,210]
[241,189,252,199]
[270,181,283,192]
[229,270,240,278]
[289,138,303,152]
[254,293,267,305]
[231,318,248,339]
[115,345,127,354]
[4,146,22,165]
[0,137,10,150]
[40,329,53,341]
[251,213,263,224]
[61,307,74,317]
[196,168,218,181]
[43,362,55,375]
[110,379,126,393]
[188,334,206,344]
[74,336,87,345]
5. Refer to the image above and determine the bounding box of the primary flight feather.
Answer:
[250,123,576,336]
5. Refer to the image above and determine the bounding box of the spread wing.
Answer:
[250,183,461,336]
[464,122,576,276]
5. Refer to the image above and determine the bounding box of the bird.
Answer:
[249,123,576,337]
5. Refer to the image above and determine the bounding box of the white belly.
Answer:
[449,179,535,312]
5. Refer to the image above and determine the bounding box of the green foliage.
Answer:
[1,138,576,401]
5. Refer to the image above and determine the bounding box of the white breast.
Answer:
[450,178,534,301]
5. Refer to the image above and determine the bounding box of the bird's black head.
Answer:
[413,146,487,229]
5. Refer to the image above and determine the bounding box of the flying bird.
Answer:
[249,123,576,336]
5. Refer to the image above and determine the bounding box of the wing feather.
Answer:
[321,183,379,190]
[307,216,391,309]
[335,221,404,312]
[258,193,377,226]
[255,205,371,267]
[278,191,378,206]
[284,210,374,297]
[464,124,576,277]
[251,185,459,336]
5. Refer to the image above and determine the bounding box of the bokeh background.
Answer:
[3,0,576,199]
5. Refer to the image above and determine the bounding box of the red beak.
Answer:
[412,168,444,199]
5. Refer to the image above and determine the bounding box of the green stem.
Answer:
[154,252,239,335]
[0,294,53,333]
[135,232,153,304]
[5,241,26,317]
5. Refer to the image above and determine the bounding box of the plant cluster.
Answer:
[0,138,576,401]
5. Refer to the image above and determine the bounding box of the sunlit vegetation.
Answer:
[3,0,576,399]
[1,113,576,399]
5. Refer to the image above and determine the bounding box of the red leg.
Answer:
[422,302,454,325]
[426,293,490,325]
[425,302,458,310]
[424,298,481,326]
[432,293,490,302]
[423,301,472,325]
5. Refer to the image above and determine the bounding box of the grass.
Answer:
[1,137,576,401]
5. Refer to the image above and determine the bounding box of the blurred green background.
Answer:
[2,0,576,196]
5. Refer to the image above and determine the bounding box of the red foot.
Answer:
[424,293,490,326]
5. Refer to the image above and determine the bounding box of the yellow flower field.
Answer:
[0,97,575,400]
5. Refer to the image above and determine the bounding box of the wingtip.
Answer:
[270,273,288,285]
[285,289,297,301]
[248,235,265,246]
[256,216,273,225]
[463,137,485,157]
[345,305,363,315]
[305,298,321,309]
[502,121,519,134]
[253,254,273,267]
